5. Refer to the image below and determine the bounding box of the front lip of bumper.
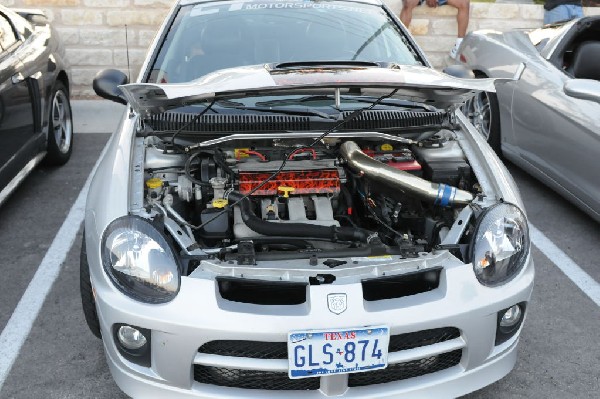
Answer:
[105,337,519,399]
[94,255,534,398]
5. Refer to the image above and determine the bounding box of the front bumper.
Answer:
[94,256,534,398]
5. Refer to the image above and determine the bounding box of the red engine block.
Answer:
[238,169,341,196]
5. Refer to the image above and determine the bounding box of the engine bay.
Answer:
[137,130,482,268]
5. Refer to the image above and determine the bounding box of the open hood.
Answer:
[120,64,500,116]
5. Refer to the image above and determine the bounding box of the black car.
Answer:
[0,6,73,205]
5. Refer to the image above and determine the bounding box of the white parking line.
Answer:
[0,141,109,390]
[530,224,600,307]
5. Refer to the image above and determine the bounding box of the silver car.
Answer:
[81,0,534,397]
[457,16,600,222]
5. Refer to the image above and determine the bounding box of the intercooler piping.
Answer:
[340,141,474,206]
[228,192,372,243]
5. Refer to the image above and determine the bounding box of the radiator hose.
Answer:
[228,192,372,243]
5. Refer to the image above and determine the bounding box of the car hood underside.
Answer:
[121,64,500,116]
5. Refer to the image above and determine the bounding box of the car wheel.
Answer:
[45,81,73,165]
[80,234,102,339]
[463,86,501,155]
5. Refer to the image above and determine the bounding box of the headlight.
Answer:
[469,203,530,287]
[102,216,181,303]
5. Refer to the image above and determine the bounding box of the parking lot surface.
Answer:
[0,106,598,398]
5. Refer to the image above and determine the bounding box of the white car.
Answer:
[81,0,534,397]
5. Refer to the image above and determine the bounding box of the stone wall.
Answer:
[1,0,599,97]
[1,0,172,97]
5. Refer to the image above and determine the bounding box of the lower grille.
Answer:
[198,327,460,359]
[193,366,319,390]
[195,328,462,390]
[348,349,463,387]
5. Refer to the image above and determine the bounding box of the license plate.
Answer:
[287,326,389,379]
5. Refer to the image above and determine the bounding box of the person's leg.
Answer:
[446,0,470,38]
[544,5,570,25]
[444,0,469,58]
[400,0,422,28]
[567,4,584,20]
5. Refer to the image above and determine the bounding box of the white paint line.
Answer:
[0,141,110,389]
[530,224,600,307]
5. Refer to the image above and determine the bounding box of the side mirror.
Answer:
[443,65,475,79]
[22,13,48,26]
[563,79,600,103]
[93,69,129,105]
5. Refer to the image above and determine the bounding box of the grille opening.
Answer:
[342,110,445,130]
[348,349,462,387]
[217,277,307,305]
[194,366,319,390]
[362,267,442,301]
[147,110,445,134]
[199,340,288,359]
[148,112,311,133]
[388,327,460,352]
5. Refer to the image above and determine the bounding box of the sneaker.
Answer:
[449,43,459,60]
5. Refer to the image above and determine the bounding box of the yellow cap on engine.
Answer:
[146,178,163,190]
[212,199,229,208]
[278,186,296,198]
[380,143,394,151]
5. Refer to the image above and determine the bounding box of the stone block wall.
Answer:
[1,0,599,97]
[1,0,172,97]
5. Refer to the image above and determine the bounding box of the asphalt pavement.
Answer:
[0,101,598,398]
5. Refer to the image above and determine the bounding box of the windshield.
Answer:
[147,0,422,83]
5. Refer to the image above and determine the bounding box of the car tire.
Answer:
[463,80,501,155]
[80,234,102,339]
[45,81,74,166]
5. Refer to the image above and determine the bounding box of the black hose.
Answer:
[185,149,235,187]
[228,192,372,243]
[185,151,212,186]
[338,185,354,216]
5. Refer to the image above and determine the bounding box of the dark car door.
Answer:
[0,11,35,178]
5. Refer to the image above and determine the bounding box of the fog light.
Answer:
[495,302,526,345]
[113,324,151,367]
[117,325,147,350]
[500,305,522,328]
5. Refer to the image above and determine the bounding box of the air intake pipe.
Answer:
[340,141,474,207]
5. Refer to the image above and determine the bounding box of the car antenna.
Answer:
[125,24,132,83]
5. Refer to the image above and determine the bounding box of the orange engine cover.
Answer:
[238,169,341,196]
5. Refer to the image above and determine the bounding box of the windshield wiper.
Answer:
[255,95,436,112]
[255,95,335,108]
[215,100,336,120]
[272,61,391,69]
[350,96,436,111]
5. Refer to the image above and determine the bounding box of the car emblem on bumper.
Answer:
[327,293,347,315]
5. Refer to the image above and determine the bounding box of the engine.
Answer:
[141,133,478,257]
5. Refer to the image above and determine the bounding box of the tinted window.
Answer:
[0,13,17,51]
[148,0,421,83]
